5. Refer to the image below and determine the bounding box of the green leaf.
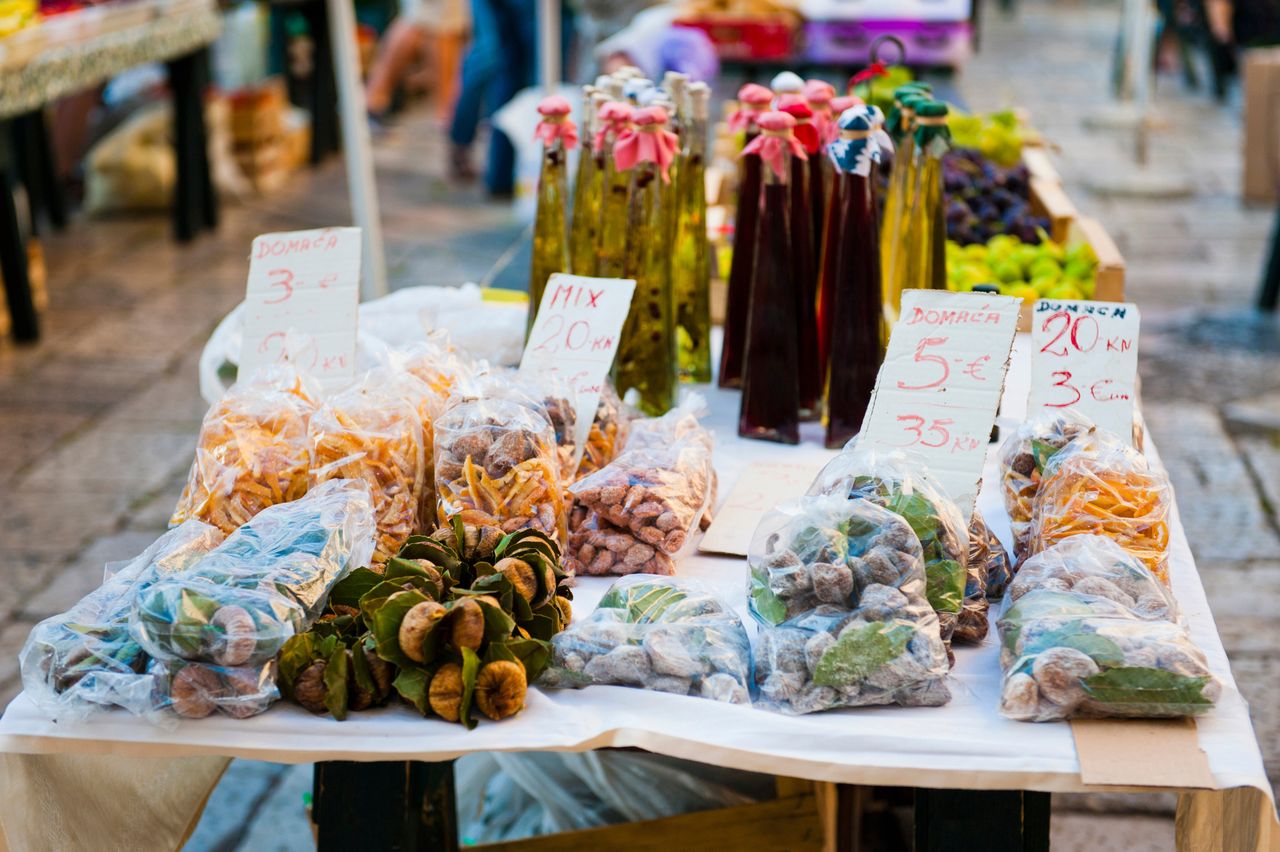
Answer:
[523,610,560,641]
[473,598,517,642]
[484,642,519,665]
[323,646,349,721]
[1024,630,1126,668]
[1031,439,1062,473]
[350,641,375,697]
[328,568,384,610]
[504,637,552,683]
[1083,666,1213,711]
[368,589,433,667]
[394,666,430,715]
[277,634,318,702]
[459,647,481,730]
[751,582,788,627]
[925,558,966,615]
[812,622,913,687]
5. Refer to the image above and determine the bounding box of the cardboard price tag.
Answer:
[699,460,824,556]
[519,273,636,455]
[861,290,1021,516]
[239,227,362,389]
[1028,299,1140,442]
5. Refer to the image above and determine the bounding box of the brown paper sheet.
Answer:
[699,460,822,556]
[1071,718,1215,789]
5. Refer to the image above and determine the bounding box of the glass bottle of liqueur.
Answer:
[674,82,712,383]
[594,101,635,279]
[738,111,807,444]
[824,106,884,449]
[880,88,931,327]
[528,95,577,333]
[612,106,680,415]
[815,93,862,374]
[802,79,837,273]
[776,94,822,419]
[569,89,607,276]
[901,100,952,294]
[719,83,774,388]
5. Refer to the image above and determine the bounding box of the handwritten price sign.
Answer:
[861,290,1021,516]
[1029,299,1140,442]
[520,273,636,455]
[239,227,361,389]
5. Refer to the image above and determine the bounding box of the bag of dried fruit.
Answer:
[1029,429,1172,583]
[310,370,429,566]
[171,365,320,535]
[997,409,1095,564]
[540,576,752,703]
[998,536,1218,722]
[748,495,950,713]
[392,333,477,401]
[434,395,566,540]
[809,446,973,648]
[564,399,714,576]
[130,480,376,670]
[573,382,632,480]
[19,521,225,723]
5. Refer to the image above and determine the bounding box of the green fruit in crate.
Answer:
[1031,276,1059,296]
[1029,257,1061,282]
[1046,282,1086,301]
[1064,257,1094,280]
[1009,284,1040,303]
[1010,245,1039,273]
[991,260,1022,284]
[962,243,988,262]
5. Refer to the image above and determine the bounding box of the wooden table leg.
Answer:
[312,760,458,852]
[12,110,67,234]
[0,120,37,343]
[914,788,1050,852]
[167,48,218,243]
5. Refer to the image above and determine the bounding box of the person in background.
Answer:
[448,0,573,194]
[365,0,470,127]
[592,3,718,82]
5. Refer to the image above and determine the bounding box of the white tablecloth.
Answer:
[0,341,1271,804]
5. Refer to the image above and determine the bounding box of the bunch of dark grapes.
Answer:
[942,148,1049,246]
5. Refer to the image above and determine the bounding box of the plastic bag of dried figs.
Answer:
[748,495,950,714]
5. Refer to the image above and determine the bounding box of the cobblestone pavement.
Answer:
[2,0,1278,847]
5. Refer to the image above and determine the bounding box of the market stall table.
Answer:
[0,0,222,343]
[0,339,1273,851]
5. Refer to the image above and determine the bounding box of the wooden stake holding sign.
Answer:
[519,273,636,459]
[1027,299,1140,443]
[239,227,363,389]
[860,290,1022,517]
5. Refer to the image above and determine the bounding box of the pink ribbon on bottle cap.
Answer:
[594,101,634,154]
[534,95,579,150]
[776,94,820,155]
[728,83,774,132]
[741,111,808,178]
[827,95,863,144]
[613,105,680,182]
[802,80,837,148]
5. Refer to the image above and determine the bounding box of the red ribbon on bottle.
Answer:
[613,105,680,183]
[728,83,774,132]
[534,95,579,150]
[741,111,808,179]
[850,61,888,87]
[594,101,634,155]
[776,94,820,155]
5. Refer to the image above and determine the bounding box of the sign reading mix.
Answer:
[861,289,1021,516]
[1028,299,1140,443]
[239,227,362,388]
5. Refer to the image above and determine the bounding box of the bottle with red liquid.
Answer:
[824,105,885,449]
[803,79,836,274]
[815,93,863,375]
[738,111,807,444]
[719,83,773,388]
[776,94,823,419]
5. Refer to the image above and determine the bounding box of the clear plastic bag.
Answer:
[997,410,1095,564]
[540,575,752,703]
[148,658,278,720]
[998,540,1218,722]
[1030,431,1172,583]
[565,426,714,576]
[574,383,632,480]
[171,365,319,535]
[19,521,225,723]
[393,334,478,401]
[969,508,1013,605]
[309,372,427,566]
[748,495,950,713]
[434,396,566,539]
[131,480,376,666]
[809,446,972,647]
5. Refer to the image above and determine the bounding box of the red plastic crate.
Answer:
[674,16,799,62]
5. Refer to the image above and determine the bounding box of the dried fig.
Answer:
[294,659,329,714]
[449,598,486,651]
[211,605,257,666]
[496,557,538,602]
[405,559,442,586]
[428,662,464,721]
[223,668,270,719]
[365,647,394,697]
[170,664,221,719]
[399,600,446,663]
[552,595,572,625]
[474,660,527,720]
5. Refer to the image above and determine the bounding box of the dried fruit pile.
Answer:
[279,520,572,727]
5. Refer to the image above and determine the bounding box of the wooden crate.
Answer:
[1028,176,1076,245]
